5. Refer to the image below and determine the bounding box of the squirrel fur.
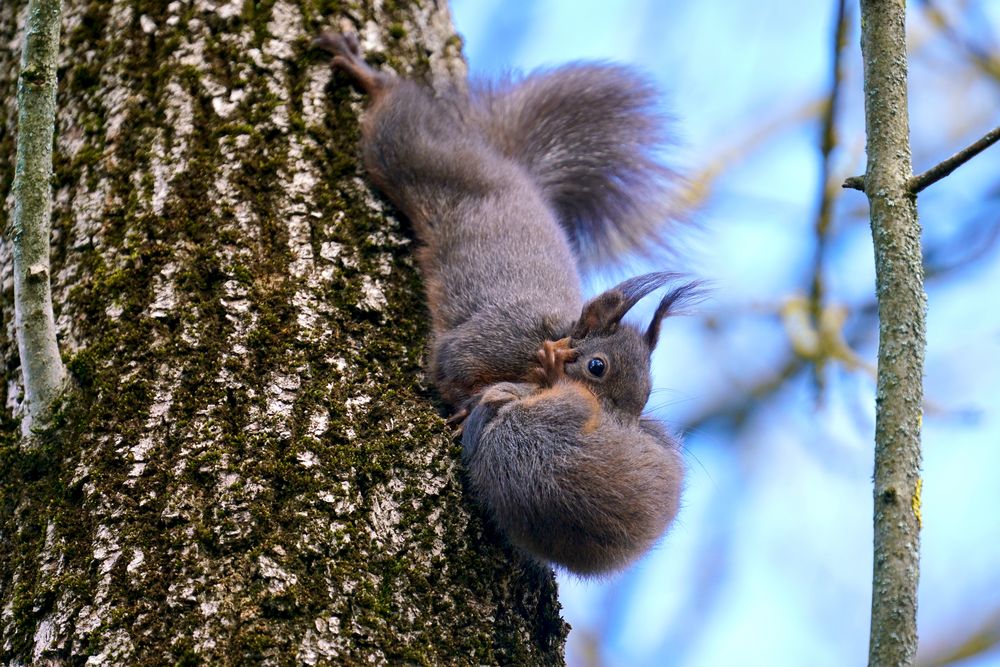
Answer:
[316,31,693,575]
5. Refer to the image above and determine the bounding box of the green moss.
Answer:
[65,349,99,388]
[172,646,200,667]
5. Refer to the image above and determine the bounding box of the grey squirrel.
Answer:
[315,31,695,575]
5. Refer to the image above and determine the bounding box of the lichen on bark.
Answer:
[0,1,567,664]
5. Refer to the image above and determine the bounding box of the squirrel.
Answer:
[315,31,695,575]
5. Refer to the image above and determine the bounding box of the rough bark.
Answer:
[11,0,67,433]
[858,1,925,665]
[0,1,567,664]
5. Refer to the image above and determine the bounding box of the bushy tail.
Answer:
[470,64,680,266]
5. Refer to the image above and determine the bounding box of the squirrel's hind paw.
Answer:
[445,406,469,436]
[313,31,360,58]
[313,31,388,96]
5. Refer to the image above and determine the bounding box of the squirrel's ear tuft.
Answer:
[644,281,705,349]
[573,271,681,338]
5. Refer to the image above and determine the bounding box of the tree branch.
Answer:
[917,609,1000,667]
[842,174,865,191]
[918,0,1000,82]
[858,1,926,666]
[844,124,1000,196]
[11,0,66,433]
[807,0,851,399]
[908,125,1000,193]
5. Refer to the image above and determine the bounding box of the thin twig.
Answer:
[842,175,865,191]
[909,125,1000,194]
[924,213,1000,280]
[807,0,850,399]
[681,354,805,434]
[675,96,827,215]
[917,609,1000,667]
[918,0,1000,82]
[11,0,66,433]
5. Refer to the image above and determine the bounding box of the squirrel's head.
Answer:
[567,272,701,418]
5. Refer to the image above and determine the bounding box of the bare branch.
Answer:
[11,0,66,433]
[677,96,826,214]
[917,609,1000,667]
[918,0,1000,82]
[909,125,1000,194]
[807,0,851,399]
[681,354,804,434]
[858,1,926,665]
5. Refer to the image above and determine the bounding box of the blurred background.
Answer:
[450,1,1000,666]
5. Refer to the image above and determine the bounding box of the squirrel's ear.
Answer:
[574,272,681,338]
[574,290,627,337]
[644,281,704,349]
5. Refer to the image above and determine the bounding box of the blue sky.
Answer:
[451,2,1000,666]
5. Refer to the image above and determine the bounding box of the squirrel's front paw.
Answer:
[535,337,579,386]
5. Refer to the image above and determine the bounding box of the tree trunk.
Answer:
[0,1,567,664]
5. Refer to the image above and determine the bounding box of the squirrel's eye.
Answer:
[587,357,606,377]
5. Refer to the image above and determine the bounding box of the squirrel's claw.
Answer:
[535,337,579,386]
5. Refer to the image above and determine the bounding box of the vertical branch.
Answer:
[807,0,850,398]
[11,0,66,433]
[858,1,925,666]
